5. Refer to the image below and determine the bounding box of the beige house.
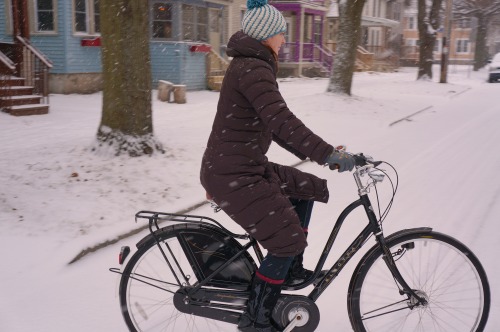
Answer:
[326,0,403,71]
[400,1,475,66]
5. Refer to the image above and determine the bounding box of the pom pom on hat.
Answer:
[247,0,268,10]
[242,0,287,41]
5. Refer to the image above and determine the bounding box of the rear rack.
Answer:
[135,210,248,240]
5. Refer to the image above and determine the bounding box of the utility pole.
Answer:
[440,0,453,83]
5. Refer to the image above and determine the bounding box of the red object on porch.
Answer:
[81,37,101,47]
[189,44,211,53]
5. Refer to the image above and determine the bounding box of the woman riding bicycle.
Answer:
[200,0,355,330]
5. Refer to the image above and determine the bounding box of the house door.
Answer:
[209,8,223,56]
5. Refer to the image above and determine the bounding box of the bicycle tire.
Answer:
[347,231,490,332]
[119,223,255,332]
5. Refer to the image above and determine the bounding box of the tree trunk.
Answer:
[473,15,489,71]
[416,0,442,80]
[327,0,366,96]
[95,0,163,156]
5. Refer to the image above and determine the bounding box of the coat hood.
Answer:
[226,31,277,73]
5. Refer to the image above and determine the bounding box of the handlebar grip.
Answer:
[353,153,382,167]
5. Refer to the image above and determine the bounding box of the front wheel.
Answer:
[348,231,490,332]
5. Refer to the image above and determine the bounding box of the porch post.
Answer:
[298,7,304,76]
[11,0,30,76]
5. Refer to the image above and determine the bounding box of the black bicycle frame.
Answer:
[306,193,426,304]
[131,190,424,309]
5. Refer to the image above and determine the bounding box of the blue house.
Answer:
[0,0,343,116]
[0,0,242,97]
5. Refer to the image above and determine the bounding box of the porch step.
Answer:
[0,95,42,107]
[0,76,25,86]
[207,75,224,91]
[5,103,49,116]
[0,85,34,96]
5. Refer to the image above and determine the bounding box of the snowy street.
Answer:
[0,66,498,331]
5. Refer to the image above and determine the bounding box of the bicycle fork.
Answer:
[376,234,428,308]
[359,193,428,309]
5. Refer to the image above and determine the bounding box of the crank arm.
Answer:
[282,313,301,332]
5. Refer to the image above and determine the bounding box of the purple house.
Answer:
[270,0,334,77]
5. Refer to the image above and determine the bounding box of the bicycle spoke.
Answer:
[348,232,489,332]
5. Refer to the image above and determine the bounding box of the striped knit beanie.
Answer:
[242,0,286,41]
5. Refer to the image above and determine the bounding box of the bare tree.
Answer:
[95,0,163,156]
[453,0,500,70]
[417,0,444,80]
[327,0,366,95]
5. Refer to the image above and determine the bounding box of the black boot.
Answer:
[238,276,281,332]
[284,252,313,285]
[284,252,327,286]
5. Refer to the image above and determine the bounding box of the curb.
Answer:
[67,159,309,265]
[389,85,472,127]
[389,106,433,127]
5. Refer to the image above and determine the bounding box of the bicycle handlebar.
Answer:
[328,153,382,171]
[353,153,382,168]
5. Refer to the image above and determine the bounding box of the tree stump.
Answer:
[157,80,173,102]
[173,84,187,104]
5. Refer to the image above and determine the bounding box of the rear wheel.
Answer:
[348,231,490,332]
[119,223,255,332]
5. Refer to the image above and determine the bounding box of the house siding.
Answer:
[30,1,102,74]
[150,42,181,86]
[1,0,232,92]
[151,42,207,91]
[0,0,8,42]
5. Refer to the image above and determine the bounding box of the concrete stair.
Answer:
[207,75,224,91]
[0,76,49,116]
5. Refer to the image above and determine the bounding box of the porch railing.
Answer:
[16,36,53,104]
[0,50,15,75]
[279,42,335,72]
[0,49,16,110]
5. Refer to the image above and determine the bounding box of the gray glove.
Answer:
[324,151,356,172]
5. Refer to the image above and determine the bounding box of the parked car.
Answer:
[488,53,500,83]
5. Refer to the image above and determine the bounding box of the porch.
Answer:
[278,42,334,77]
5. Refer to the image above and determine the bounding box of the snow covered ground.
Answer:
[1,65,498,331]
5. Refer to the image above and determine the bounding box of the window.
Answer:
[314,17,321,44]
[35,0,55,31]
[393,3,401,21]
[74,0,100,34]
[406,39,418,47]
[456,39,470,53]
[152,3,173,39]
[150,2,210,41]
[197,7,208,42]
[182,4,208,41]
[408,16,415,30]
[457,19,471,29]
[434,38,441,53]
[328,21,336,41]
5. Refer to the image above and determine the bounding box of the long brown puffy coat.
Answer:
[200,31,334,256]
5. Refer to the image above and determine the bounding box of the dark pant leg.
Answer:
[289,198,314,236]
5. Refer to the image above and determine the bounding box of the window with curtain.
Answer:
[152,2,173,39]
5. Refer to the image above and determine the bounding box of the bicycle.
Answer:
[110,154,490,331]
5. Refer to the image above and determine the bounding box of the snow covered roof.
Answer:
[327,1,339,17]
[361,16,400,28]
